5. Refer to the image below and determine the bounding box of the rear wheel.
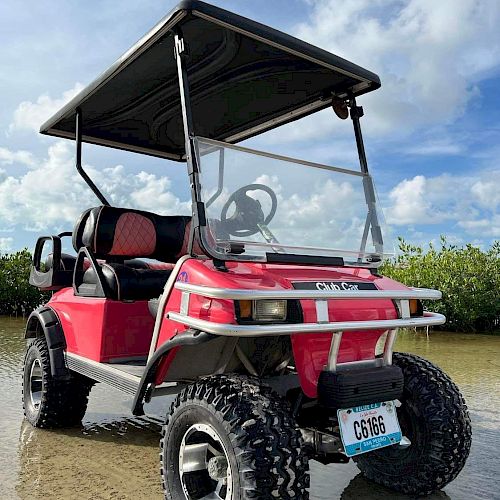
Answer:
[23,337,93,428]
[355,352,471,496]
[160,374,309,499]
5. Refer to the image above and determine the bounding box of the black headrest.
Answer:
[73,206,191,262]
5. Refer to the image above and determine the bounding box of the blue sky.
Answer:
[0,0,499,254]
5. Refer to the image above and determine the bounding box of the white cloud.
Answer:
[471,180,500,210]
[0,141,191,232]
[403,138,464,156]
[268,0,500,143]
[0,237,13,252]
[459,216,500,238]
[386,175,436,224]
[0,147,36,168]
[8,83,84,134]
[385,168,500,239]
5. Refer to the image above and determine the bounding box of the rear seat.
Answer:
[73,206,191,300]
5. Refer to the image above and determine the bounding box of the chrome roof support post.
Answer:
[173,30,208,258]
[75,109,110,206]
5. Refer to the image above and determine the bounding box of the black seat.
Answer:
[73,206,191,300]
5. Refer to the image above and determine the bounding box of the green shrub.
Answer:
[0,249,48,316]
[381,237,500,333]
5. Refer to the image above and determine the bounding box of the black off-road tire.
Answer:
[161,374,310,499]
[23,337,93,428]
[355,352,471,496]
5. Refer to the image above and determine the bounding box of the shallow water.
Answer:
[0,316,498,499]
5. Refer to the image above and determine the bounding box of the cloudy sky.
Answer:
[1,0,499,254]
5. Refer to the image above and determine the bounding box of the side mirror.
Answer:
[332,97,349,120]
[29,236,72,290]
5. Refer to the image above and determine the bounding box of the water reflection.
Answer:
[16,416,164,499]
[340,474,450,500]
[1,318,499,499]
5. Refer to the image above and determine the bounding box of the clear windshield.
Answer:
[196,137,387,266]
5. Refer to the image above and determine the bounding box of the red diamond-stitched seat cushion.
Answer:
[77,206,191,262]
[110,212,156,256]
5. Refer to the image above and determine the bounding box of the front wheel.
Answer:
[355,352,471,496]
[160,375,309,499]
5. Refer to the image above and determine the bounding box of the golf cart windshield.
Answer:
[197,138,385,266]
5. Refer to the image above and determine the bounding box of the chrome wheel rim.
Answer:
[179,423,233,499]
[29,359,43,413]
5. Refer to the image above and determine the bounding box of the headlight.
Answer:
[236,300,287,322]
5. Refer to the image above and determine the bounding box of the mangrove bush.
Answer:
[382,238,500,333]
[0,250,48,316]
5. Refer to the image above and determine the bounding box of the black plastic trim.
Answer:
[73,247,108,297]
[265,253,345,266]
[25,307,69,379]
[131,330,216,415]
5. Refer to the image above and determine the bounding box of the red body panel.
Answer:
[156,260,408,397]
[47,259,409,396]
[49,288,154,362]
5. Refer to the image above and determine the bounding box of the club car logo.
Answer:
[177,271,189,283]
[292,281,377,291]
[316,281,360,291]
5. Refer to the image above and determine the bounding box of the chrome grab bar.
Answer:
[166,311,446,337]
[173,282,442,301]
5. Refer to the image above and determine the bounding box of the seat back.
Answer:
[73,206,191,262]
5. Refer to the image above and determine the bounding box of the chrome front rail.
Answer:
[168,282,446,372]
[167,311,445,337]
[173,282,442,301]
[168,282,446,337]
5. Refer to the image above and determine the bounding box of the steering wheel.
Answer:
[220,184,278,237]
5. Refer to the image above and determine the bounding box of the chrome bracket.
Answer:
[382,329,398,366]
[180,291,190,316]
[325,328,398,372]
[315,299,329,323]
[326,331,343,372]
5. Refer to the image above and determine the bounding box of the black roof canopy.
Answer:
[40,0,381,160]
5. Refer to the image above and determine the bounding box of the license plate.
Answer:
[337,401,402,457]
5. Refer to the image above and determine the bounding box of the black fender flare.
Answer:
[131,330,216,416]
[25,306,70,379]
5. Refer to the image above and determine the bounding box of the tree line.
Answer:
[0,250,48,316]
[382,238,500,333]
[0,241,499,332]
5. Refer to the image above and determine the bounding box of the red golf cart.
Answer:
[23,1,471,498]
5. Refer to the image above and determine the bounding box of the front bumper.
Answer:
[168,283,446,337]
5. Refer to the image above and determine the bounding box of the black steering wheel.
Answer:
[220,183,278,237]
